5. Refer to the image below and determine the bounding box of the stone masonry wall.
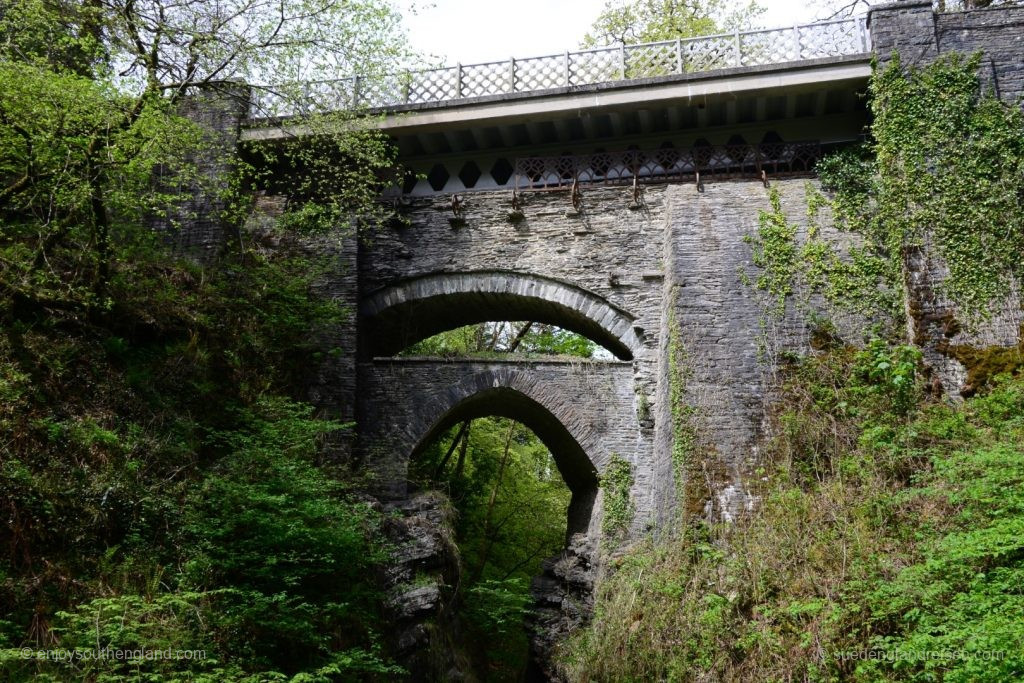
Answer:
[869,1,1024,396]
[357,186,668,532]
[869,1,1024,102]
[662,179,827,523]
[357,179,842,530]
[155,85,250,261]
[936,6,1024,102]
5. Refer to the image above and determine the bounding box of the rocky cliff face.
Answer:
[380,492,471,680]
[378,492,601,681]
[526,534,597,681]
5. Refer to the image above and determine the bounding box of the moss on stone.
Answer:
[948,325,1024,397]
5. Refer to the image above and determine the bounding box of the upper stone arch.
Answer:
[360,271,640,360]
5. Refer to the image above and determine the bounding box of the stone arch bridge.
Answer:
[173,1,1024,670]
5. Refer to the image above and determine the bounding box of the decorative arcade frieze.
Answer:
[512,141,821,192]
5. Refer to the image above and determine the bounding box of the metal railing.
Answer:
[250,17,869,118]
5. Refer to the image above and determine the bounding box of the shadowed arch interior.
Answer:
[411,387,599,539]
[361,271,638,360]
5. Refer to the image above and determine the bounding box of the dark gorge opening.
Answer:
[411,416,572,679]
[398,323,601,680]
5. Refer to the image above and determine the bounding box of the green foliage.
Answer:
[868,53,1024,321]
[745,187,798,317]
[745,54,1024,335]
[183,400,387,672]
[520,325,597,357]
[0,56,202,310]
[411,416,571,679]
[560,343,1024,681]
[668,309,701,515]
[0,235,398,680]
[463,577,531,669]
[851,339,922,417]
[600,454,634,538]
[399,321,596,359]
[0,3,407,675]
[582,0,764,48]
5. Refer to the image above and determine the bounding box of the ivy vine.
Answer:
[600,453,634,539]
[667,306,704,518]
[745,52,1024,335]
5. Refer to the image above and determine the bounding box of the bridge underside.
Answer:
[360,271,640,360]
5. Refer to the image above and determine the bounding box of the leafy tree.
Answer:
[412,416,571,679]
[401,321,596,358]
[0,0,413,679]
[581,0,765,48]
[1,0,407,320]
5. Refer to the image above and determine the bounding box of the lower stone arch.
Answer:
[404,366,608,539]
[360,271,640,360]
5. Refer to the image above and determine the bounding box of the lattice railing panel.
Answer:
[358,75,406,108]
[740,29,796,66]
[407,68,459,103]
[683,35,735,72]
[515,54,567,91]
[800,19,866,59]
[250,18,868,117]
[460,61,512,98]
[625,41,678,78]
[570,48,623,86]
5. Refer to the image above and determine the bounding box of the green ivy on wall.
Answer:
[600,453,634,538]
[745,53,1024,335]
[744,187,798,318]
[667,305,708,520]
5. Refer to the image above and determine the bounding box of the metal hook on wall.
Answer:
[448,194,466,227]
[761,169,770,188]
[570,178,583,213]
[507,188,525,222]
[628,173,644,210]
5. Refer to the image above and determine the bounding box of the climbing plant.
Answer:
[744,187,798,318]
[600,454,634,538]
[745,53,1024,335]
[667,307,703,518]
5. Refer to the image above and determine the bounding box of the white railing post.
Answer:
[792,25,801,61]
[619,44,626,79]
[675,38,683,73]
[455,63,462,98]
[733,30,742,66]
[858,17,870,51]
[508,57,515,93]
[565,51,572,86]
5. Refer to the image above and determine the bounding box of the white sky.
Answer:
[400,0,860,66]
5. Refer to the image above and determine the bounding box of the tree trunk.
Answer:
[507,322,533,352]
[434,421,470,480]
[453,420,473,483]
[470,421,516,582]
